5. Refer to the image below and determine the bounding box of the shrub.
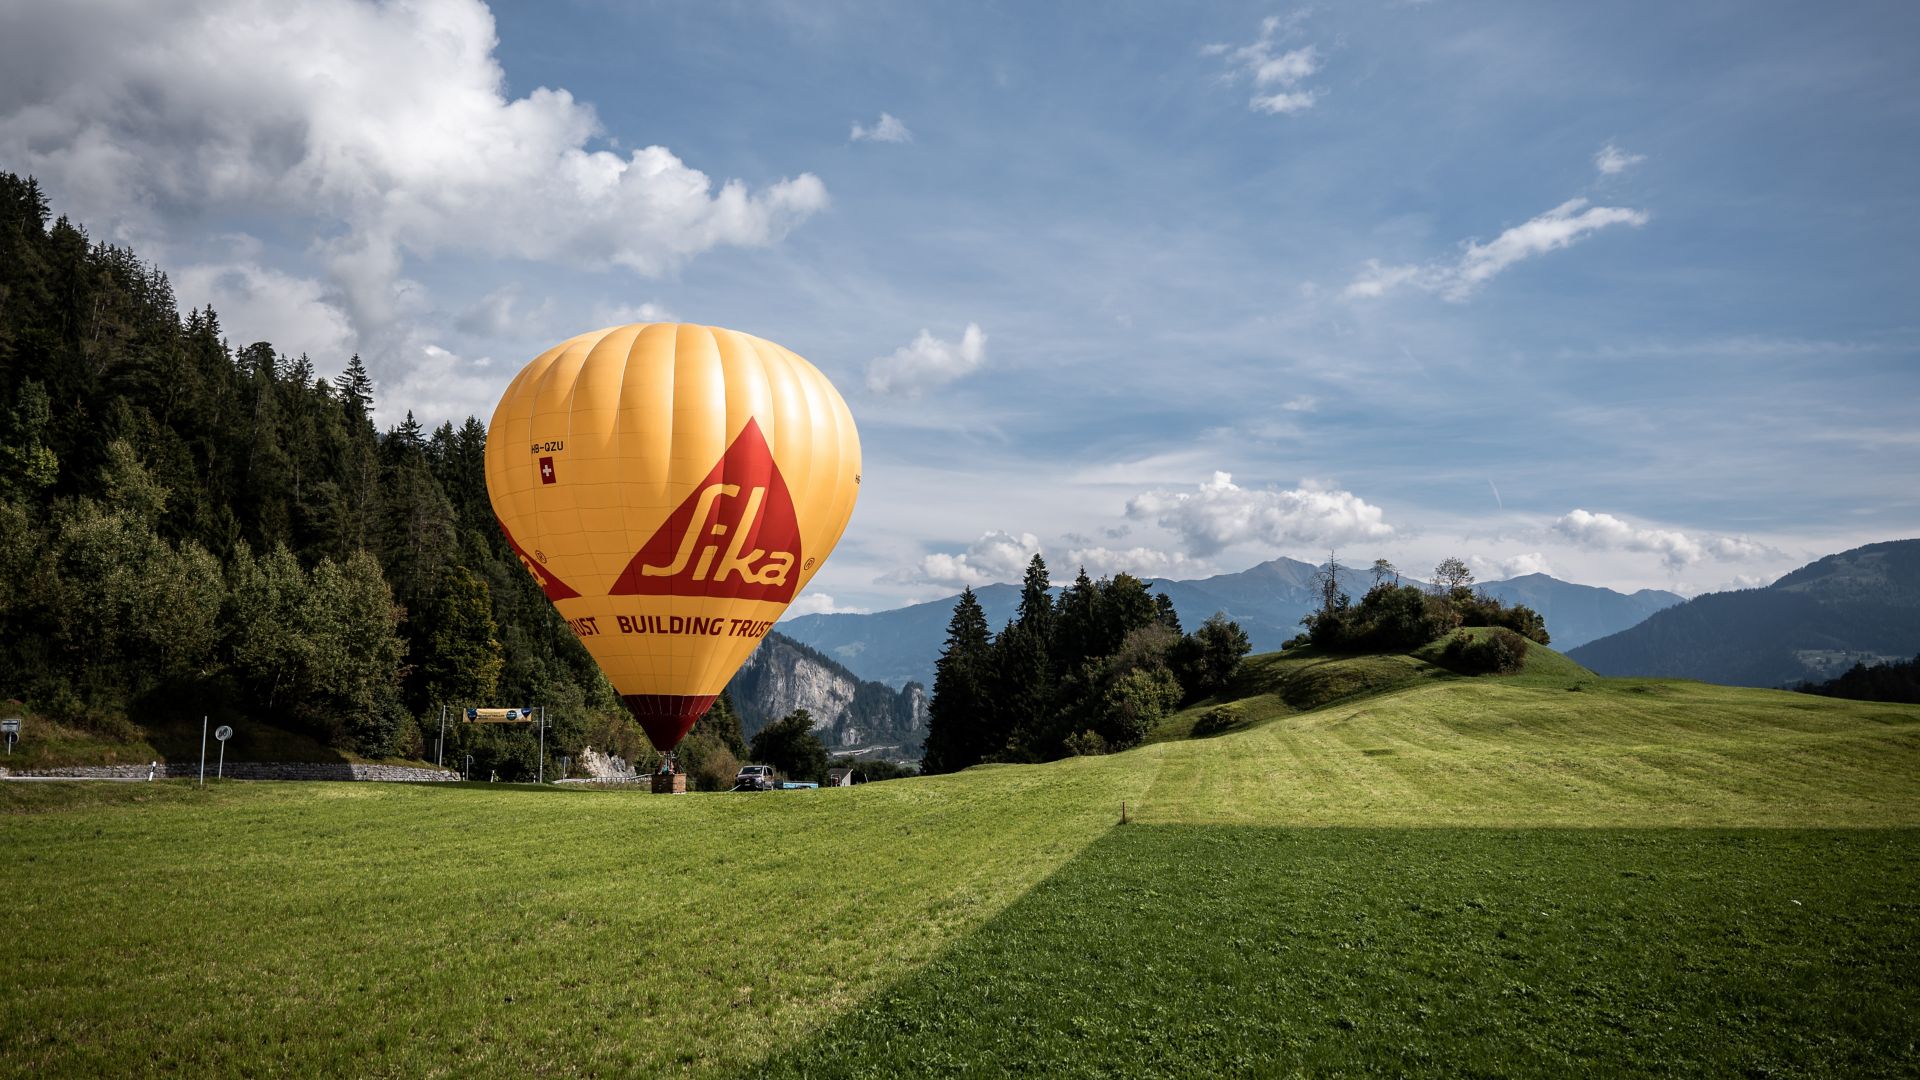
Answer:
[1441,629,1531,675]
[1192,705,1242,737]
[1063,729,1110,756]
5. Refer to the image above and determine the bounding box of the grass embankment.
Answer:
[0,708,425,770]
[4,638,1918,1076]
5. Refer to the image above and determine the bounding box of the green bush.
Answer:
[1441,629,1531,675]
[1192,705,1242,737]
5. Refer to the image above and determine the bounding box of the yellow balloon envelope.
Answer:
[484,323,860,752]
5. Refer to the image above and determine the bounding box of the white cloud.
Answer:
[172,257,354,362]
[1126,472,1392,557]
[1552,509,1776,571]
[1207,16,1324,116]
[0,0,827,387]
[1594,142,1647,175]
[1346,198,1649,301]
[595,300,679,326]
[1064,546,1207,582]
[1471,551,1554,580]
[866,323,987,397]
[850,112,912,143]
[381,343,507,429]
[1281,395,1319,413]
[894,530,1040,588]
[456,285,554,338]
[784,593,868,617]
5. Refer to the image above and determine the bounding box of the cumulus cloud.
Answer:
[1126,472,1392,557]
[456,285,554,338]
[850,112,912,143]
[1552,509,1775,571]
[1064,546,1206,582]
[1205,15,1324,115]
[380,343,506,427]
[1594,142,1647,175]
[0,0,827,387]
[866,323,987,396]
[1346,198,1649,301]
[172,258,355,362]
[894,530,1042,588]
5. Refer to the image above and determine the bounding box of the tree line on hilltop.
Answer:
[1294,554,1550,674]
[920,554,1252,772]
[0,171,649,778]
[918,549,1562,773]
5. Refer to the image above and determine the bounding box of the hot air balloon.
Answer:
[484,323,860,753]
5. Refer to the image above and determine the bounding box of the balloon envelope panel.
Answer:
[485,323,860,751]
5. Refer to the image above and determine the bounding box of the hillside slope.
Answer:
[1570,539,1920,686]
[1139,632,1916,826]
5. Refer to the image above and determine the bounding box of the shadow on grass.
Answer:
[747,825,1920,1079]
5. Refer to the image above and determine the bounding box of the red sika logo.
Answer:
[609,419,804,603]
[494,516,581,602]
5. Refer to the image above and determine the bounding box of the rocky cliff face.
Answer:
[727,631,927,760]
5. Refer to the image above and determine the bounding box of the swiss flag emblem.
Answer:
[539,456,557,484]
[610,419,803,603]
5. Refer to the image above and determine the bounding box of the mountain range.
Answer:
[779,558,1684,689]
[1570,539,1920,687]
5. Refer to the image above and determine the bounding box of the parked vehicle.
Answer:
[733,764,775,791]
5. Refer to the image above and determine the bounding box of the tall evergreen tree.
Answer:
[921,587,995,774]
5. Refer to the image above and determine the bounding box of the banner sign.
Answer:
[464,708,535,724]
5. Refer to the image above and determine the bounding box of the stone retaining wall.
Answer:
[4,762,459,782]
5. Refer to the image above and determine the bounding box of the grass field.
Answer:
[5,639,1918,1076]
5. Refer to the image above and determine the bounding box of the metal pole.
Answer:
[537,705,546,784]
[218,738,226,780]
[199,715,208,788]
[436,705,446,767]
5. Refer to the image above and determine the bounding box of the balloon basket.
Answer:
[652,772,688,795]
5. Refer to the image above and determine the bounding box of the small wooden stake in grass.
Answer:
[1120,800,1129,825]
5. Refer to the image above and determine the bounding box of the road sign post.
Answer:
[214,725,232,779]
[2,717,19,756]
[436,705,447,767]
[198,715,208,787]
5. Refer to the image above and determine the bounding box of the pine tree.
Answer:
[921,587,994,774]
[335,354,374,422]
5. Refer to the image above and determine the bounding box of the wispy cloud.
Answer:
[1594,141,1647,175]
[1346,198,1649,301]
[1205,14,1324,115]
[866,322,987,396]
[850,112,913,143]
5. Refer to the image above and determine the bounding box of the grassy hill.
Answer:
[4,639,1917,1076]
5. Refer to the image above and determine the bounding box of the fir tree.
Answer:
[921,587,994,774]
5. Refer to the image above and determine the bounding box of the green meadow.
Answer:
[6,643,1918,1077]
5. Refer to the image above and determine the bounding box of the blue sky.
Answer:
[3,0,1916,611]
